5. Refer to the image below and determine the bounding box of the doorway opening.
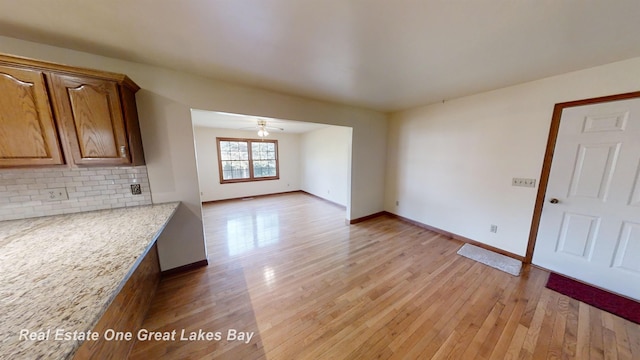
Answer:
[190,108,353,220]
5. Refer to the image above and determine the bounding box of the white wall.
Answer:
[300,126,352,207]
[385,57,640,257]
[1,35,387,269]
[194,126,301,201]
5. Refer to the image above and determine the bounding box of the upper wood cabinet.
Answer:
[0,54,145,168]
[0,64,64,167]
[49,73,131,165]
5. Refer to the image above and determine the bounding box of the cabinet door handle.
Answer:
[120,145,127,158]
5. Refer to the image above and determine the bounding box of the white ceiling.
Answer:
[191,109,330,133]
[1,1,640,112]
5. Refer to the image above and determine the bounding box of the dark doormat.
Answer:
[546,272,640,325]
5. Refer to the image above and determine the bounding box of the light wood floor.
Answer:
[130,192,640,359]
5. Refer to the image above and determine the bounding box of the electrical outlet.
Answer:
[46,188,68,201]
[130,184,142,195]
[490,224,498,233]
[512,178,536,188]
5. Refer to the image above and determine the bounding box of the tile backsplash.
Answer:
[0,166,152,221]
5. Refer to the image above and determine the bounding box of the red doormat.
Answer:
[546,272,640,324]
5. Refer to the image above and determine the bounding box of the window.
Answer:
[216,138,279,183]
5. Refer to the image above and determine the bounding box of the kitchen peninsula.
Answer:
[0,202,179,359]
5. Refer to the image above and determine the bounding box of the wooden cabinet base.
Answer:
[72,244,160,359]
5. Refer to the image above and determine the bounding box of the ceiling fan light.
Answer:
[258,128,269,137]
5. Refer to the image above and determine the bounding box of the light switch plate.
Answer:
[512,178,536,188]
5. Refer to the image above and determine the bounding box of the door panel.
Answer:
[49,73,130,165]
[583,111,628,132]
[629,163,640,206]
[568,143,620,200]
[533,97,640,300]
[612,221,640,272]
[0,65,64,166]
[68,85,119,158]
[556,212,599,258]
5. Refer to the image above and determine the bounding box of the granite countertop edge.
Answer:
[98,202,179,313]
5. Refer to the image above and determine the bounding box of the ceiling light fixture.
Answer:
[257,120,269,137]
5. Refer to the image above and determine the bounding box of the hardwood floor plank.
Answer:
[431,330,462,360]
[487,298,527,360]
[504,324,529,360]
[128,193,640,359]
[434,271,506,360]
[398,264,496,358]
[545,297,567,360]
[602,327,619,360]
[388,263,494,358]
[626,320,640,359]
[473,283,522,360]
[561,298,580,359]
[610,314,633,360]
[458,298,505,359]
[589,306,606,360]
[487,267,547,360]
[518,288,551,359]
[576,302,592,359]
[530,290,558,360]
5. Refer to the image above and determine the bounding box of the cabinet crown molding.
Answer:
[0,53,140,92]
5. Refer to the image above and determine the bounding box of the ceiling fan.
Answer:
[240,119,284,137]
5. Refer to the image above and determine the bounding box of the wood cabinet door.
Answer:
[49,73,131,165]
[0,65,64,167]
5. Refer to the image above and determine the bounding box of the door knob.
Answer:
[549,198,559,204]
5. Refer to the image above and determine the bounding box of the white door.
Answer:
[533,97,640,300]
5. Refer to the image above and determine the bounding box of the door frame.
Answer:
[524,90,640,264]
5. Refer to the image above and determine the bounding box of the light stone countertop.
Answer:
[0,202,180,359]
